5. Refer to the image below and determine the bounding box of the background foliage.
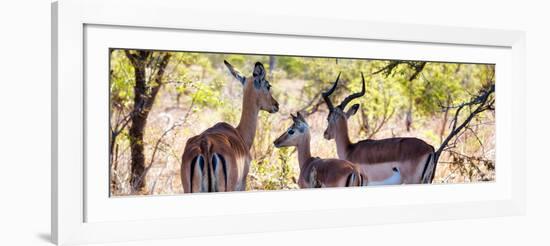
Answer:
[110,49,495,195]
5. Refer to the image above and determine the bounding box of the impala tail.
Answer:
[185,139,228,193]
[345,171,363,187]
[360,173,368,186]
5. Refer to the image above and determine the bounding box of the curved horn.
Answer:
[339,72,366,109]
[322,72,341,110]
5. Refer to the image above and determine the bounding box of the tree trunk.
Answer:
[129,62,149,193]
[125,51,172,194]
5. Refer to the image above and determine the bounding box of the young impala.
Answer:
[181,61,279,193]
[273,112,365,188]
[322,73,436,184]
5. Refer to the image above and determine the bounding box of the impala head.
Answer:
[273,112,309,148]
[322,72,365,140]
[224,60,279,113]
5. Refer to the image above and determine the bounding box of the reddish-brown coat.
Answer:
[273,112,365,189]
[180,123,250,193]
[322,73,436,184]
[298,157,365,188]
[180,61,279,193]
[346,138,434,164]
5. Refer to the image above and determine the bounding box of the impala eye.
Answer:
[288,129,295,135]
[266,84,271,91]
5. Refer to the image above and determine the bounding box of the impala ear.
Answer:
[224,60,246,85]
[252,62,266,88]
[253,62,266,79]
[294,112,308,133]
[345,104,360,118]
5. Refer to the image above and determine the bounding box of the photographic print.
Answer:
[109,49,495,196]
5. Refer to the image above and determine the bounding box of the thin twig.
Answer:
[435,84,495,165]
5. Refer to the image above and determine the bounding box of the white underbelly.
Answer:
[360,162,401,184]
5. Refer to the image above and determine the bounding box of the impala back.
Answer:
[181,123,250,193]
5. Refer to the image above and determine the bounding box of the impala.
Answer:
[181,61,279,193]
[322,73,436,184]
[273,112,365,188]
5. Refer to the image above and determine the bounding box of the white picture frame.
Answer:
[52,0,526,245]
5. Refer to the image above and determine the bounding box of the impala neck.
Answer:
[236,90,260,151]
[296,134,313,171]
[334,119,352,159]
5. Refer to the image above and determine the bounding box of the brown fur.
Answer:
[322,73,435,184]
[299,158,364,188]
[347,138,434,164]
[181,61,278,193]
[330,111,434,184]
[274,112,364,189]
[181,123,250,193]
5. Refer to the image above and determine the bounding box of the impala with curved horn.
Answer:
[181,61,279,193]
[322,73,436,184]
[273,112,365,188]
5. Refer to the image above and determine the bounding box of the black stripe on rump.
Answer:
[189,156,198,193]
[218,154,228,191]
[420,153,433,184]
[345,172,355,187]
[211,153,228,192]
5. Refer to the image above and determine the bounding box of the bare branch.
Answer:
[434,83,495,165]
[372,60,426,81]
[372,61,400,76]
